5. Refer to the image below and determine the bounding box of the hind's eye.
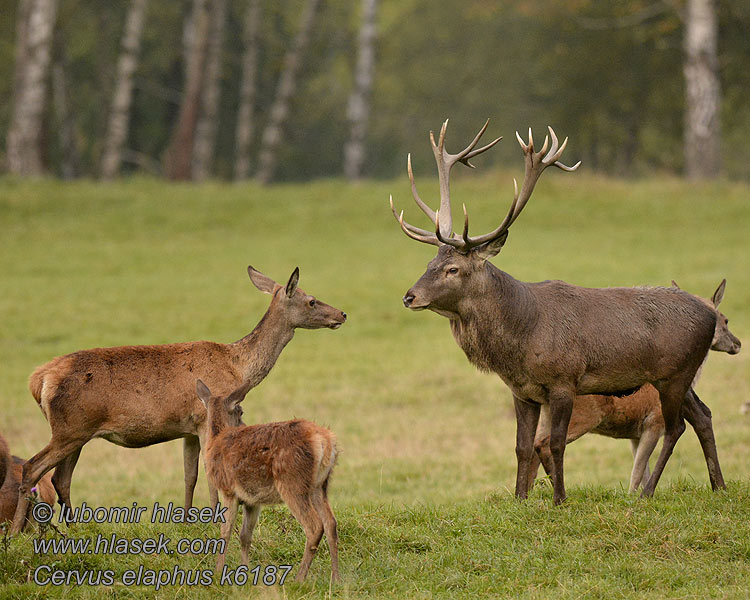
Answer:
[309,299,316,307]
[447,267,458,275]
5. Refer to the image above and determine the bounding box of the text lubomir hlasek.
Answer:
[57,501,227,524]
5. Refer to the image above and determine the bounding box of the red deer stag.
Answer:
[1,432,56,524]
[392,119,718,504]
[530,279,741,492]
[196,379,339,582]
[11,266,346,534]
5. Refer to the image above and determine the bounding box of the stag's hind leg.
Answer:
[641,378,689,498]
[682,389,726,491]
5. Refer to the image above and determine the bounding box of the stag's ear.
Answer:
[285,267,300,298]
[473,233,508,261]
[248,266,278,294]
[712,278,726,307]
[196,379,212,408]
[671,280,680,289]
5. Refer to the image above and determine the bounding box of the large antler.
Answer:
[391,121,580,253]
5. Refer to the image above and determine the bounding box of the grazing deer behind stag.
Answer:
[392,119,719,504]
[11,266,346,534]
[196,379,339,583]
[1,432,55,524]
[530,279,741,492]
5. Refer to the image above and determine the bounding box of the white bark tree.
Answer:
[100,0,149,179]
[7,0,59,176]
[343,0,378,180]
[683,0,721,179]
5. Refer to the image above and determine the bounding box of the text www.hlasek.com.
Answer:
[30,501,292,589]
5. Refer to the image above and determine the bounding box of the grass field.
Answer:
[0,172,749,598]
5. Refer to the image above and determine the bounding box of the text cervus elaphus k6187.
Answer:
[391,119,718,504]
[10,266,346,534]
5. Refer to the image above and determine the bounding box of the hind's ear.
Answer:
[285,267,300,298]
[712,278,726,307]
[248,266,278,294]
[226,381,251,410]
[196,379,212,407]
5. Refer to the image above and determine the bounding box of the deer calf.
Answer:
[11,266,346,534]
[197,379,339,583]
[530,279,741,492]
[1,432,55,524]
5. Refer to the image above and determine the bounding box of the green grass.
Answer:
[0,173,749,598]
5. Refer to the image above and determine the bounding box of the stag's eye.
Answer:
[309,299,316,307]
[447,267,459,275]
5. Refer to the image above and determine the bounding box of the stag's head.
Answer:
[392,120,580,318]
[248,266,347,330]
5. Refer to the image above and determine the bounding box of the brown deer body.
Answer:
[196,380,339,583]
[10,267,346,534]
[530,280,740,492]
[1,432,55,523]
[392,120,719,504]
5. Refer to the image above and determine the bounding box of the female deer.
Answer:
[197,379,340,583]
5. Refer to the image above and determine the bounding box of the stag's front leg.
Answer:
[513,396,540,500]
[547,387,574,505]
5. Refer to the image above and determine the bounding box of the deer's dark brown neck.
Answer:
[232,301,295,388]
[450,264,538,374]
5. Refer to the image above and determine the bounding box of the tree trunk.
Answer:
[100,0,148,180]
[233,0,261,180]
[191,0,227,181]
[51,28,80,179]
[256,0,322,184]
[683,0,721,179]
[7,0,58,176]
[164,0,210,181]
[343,0,378,181]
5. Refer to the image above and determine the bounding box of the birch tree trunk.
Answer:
[7,0,58,176]
[256,0,322,184]
[100,0,148,179]
[233,0,261,180]
[191,0,227,181]
[683,0,721,179]
[343,0,378,180]
[164,0,210,180]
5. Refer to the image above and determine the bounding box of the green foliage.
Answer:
[1,1,750,179]
[0,175,748,597]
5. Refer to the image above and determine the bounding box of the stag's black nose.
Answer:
[403,293,415,307]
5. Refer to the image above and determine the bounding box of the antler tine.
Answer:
[434,209,465,249]
[457,126,579,252]
[461,203,471,245]
[390,196,437,238]
[407,153,438,225]
[397,208,441,246]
